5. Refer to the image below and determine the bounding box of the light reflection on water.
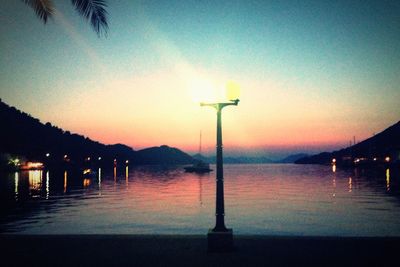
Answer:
[1,164,400,236]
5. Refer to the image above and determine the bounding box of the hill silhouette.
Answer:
[135,145,194,165]
[192,153,308,164]
[0,99,194,170]
[295,121,400,166]
[192,154,274,164]
[277,153,309,163]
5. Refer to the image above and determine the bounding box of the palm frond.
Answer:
[22,0,54,23]
[71,0,108,36]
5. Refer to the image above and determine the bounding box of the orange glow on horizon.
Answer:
[3,2,398,156]
[33,65,391,154]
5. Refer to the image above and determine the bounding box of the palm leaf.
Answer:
[71,0,108,36]
[22,0,54,23]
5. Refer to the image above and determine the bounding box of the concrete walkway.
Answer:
[1,235,399,266]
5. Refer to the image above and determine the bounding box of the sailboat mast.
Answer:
[199,130,202,155]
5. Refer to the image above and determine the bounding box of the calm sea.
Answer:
[1,164,399,236]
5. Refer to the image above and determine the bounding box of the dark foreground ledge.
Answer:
[1,235,399,267]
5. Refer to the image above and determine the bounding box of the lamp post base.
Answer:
[207,228,233,252]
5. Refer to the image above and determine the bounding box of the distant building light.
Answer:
[373,157,377,161]
[10,158,20,166]
[46,153,50,157]
[385,157,390,162]
[86,157,91,161]
[98,157,102,161]
[20,162,44,170]
[332,158,336,164]
[63,155,71,162]
[83,169,91,175]
[27,162,44,169]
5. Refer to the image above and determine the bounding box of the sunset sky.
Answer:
[1,0,399,158]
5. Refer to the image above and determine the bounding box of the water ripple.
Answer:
[1,164,400,236]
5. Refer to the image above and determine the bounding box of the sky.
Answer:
[0,0,399,159]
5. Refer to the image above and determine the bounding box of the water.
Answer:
[1,164,400,236]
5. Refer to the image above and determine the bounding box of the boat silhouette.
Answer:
[184,131,212,173]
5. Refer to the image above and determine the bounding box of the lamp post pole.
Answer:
[201,98,239,251]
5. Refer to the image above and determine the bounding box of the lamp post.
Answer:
[201,97,239,252]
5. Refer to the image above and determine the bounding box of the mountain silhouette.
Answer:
[192,154,274,164]
[0,99,194,170]
[295,121,400,165]
[276,153,309,163]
